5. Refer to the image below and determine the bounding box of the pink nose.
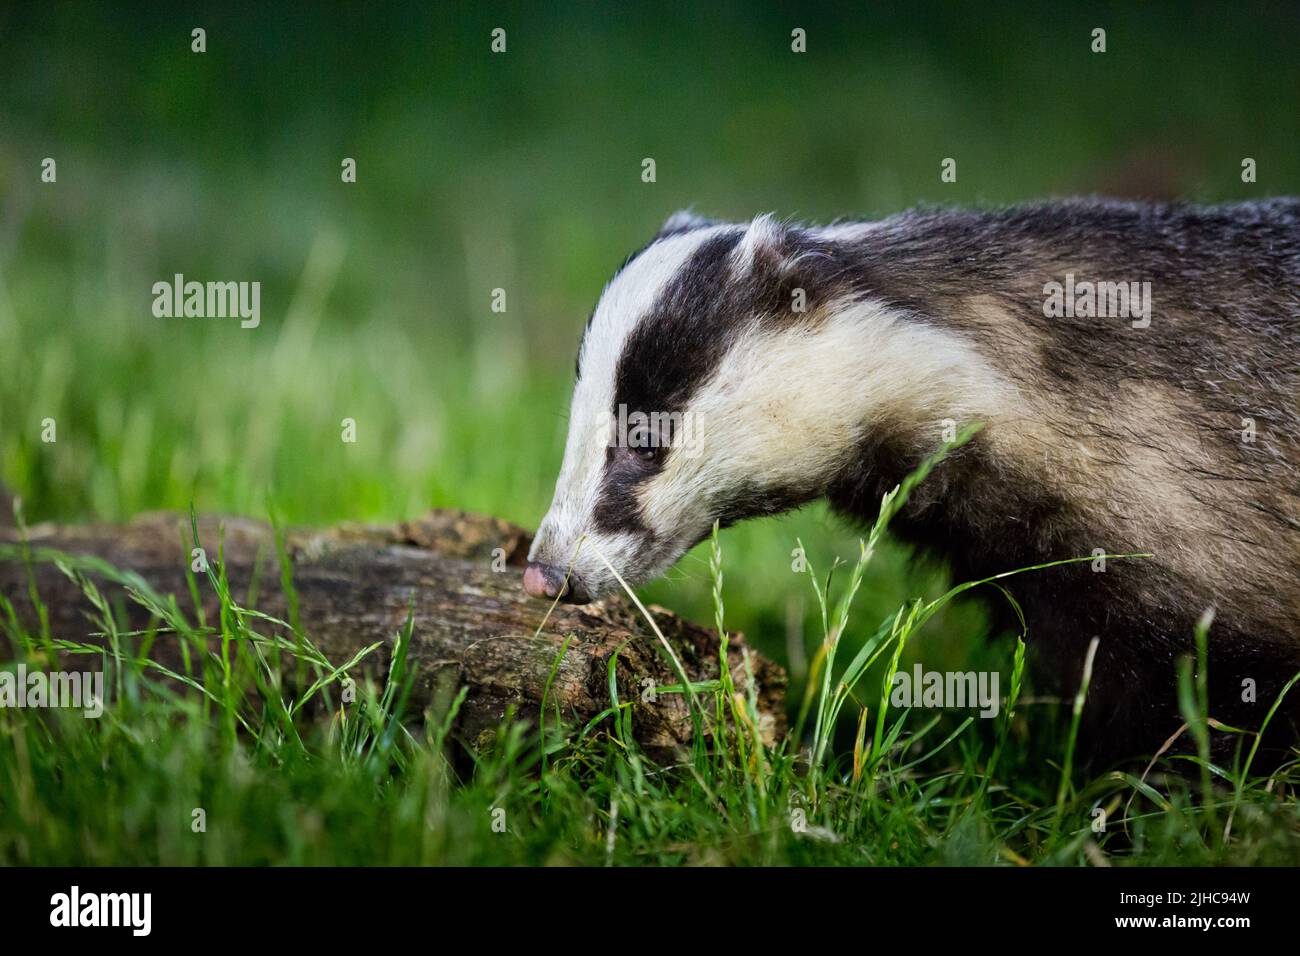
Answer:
[523,561,568,600]
[523,562,591,603]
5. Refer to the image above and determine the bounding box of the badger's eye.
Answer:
[632,444,662,464]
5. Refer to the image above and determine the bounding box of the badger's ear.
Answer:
[732,213,790,275]
[657,209,717,239]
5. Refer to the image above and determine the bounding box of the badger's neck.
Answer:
[724,295,1062,573]
[794,298,1091,592]
[679,294,1048,569]
[700,295,1013,496]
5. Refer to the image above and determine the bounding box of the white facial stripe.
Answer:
[530,225,735,587]
[636,298,1014,539]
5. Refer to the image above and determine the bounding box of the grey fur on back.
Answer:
[819,199,1300,755]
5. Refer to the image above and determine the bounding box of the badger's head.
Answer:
[524,211,1003,603]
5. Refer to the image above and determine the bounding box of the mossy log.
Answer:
[0,510,786,752]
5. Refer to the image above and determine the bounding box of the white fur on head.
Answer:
[528,223,734,595]
[632,298,1015,580]
[533,226,1015,599]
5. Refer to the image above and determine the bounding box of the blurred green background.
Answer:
[2,1,1298,701]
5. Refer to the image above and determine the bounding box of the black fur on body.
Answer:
[537,198,1300,761]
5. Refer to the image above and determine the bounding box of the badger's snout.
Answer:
[522,561,592,604]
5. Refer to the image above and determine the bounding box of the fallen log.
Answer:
[0,510,786,753]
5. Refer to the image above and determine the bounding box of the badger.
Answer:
[524,199,1300,759]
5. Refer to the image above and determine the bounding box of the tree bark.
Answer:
[0,510,786,753]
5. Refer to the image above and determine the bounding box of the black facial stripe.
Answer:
[592,449,658,536]
[612,229,746,417]
[612,225,856,415]
[577,224,712,380]
[581,211,725,363]
[590,218,858,540]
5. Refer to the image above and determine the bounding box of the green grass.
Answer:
[3,441,1299,866]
